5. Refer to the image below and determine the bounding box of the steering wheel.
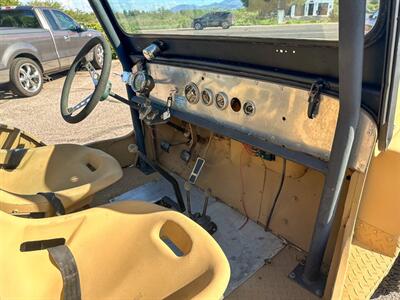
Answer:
[61,36,112,124]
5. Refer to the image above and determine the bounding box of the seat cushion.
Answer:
[0,144,123,216]
[0,201,230,299]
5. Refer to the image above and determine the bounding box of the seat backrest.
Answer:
[0,124,44,150]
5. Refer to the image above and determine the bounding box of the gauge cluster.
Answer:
[184,83,255,116]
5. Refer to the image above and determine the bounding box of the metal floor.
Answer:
[114,177,286,296]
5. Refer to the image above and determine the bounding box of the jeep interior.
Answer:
[1,0,400,299]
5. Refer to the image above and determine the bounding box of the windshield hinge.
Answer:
[307,80,327,119]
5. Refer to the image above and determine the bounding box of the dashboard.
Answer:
[136,63,377,173]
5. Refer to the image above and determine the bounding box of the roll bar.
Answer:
[292,0,367,296]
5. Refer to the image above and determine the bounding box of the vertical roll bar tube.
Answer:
[302,0,366,284]
[88,0,147,158]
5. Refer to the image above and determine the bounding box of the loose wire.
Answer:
[202,133,214,159]
[265,158,287,231]
[257,161,268,222]
[238,146,250,230]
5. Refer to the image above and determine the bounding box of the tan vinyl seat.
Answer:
[0,144,123,216]
[0,200,230,299]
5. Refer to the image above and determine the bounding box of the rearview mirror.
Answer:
[79,24,88,31]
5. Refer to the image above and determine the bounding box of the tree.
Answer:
[241,0,248,8]
[0,0,21,5]
[27,0,63,9]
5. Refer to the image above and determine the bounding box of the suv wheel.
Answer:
[10,57,43,97]
[194,23,203,30]
[222,22,230,29]
[92,44,104,69]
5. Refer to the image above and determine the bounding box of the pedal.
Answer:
[180,150,192,163]
[188,157,206,184]
[160,141,171,153]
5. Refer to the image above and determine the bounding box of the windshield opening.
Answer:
[108,0,380,40]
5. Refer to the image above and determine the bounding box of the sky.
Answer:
[20,0,92,11]
[108,0,221,12]
[21,0,221,12]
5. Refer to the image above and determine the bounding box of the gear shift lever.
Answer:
[183,182,217,235]
[184,181,193,217]
[202,188,211,217]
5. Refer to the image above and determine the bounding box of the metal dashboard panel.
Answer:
[147,64,377,173]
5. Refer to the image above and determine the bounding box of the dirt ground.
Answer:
[0,60,133,145]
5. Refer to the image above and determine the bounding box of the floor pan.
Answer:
[114,177,286,295]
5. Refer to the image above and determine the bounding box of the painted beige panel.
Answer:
[324,172,369,300]
[356,134,400,257]
[87,131,138,168]
[154,123,326,251]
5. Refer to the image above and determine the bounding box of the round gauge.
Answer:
[201,89,214,106]
[184,83,200,104]
[129,71,155,94]
[215,92,229,110]
[243,101,256,116]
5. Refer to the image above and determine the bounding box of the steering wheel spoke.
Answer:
[84,61,100,86]
[67,94,93,114]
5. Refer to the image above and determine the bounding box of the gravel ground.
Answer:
[372,256,400,300]
[0,60,132,145]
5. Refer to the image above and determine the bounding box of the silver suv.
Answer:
[0,6,103,97]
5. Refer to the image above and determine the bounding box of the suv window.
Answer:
[43,9,59,30]
[0,9,40,28]
[52,10,76,30]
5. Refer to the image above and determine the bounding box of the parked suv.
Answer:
[192,12,233,30]
[0,6,103,97]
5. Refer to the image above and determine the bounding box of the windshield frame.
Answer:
[107,1,383,43]
[100,0,389,130]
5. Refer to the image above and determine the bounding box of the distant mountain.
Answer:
[171,0,243,12]
[171,4,198,12]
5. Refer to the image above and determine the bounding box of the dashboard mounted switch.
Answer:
[142,41,166,61]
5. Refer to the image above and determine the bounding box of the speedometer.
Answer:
[184,83,200,104]
[215,92,228,110]
[201,89,213,106]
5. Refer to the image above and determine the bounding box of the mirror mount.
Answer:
[71,24,88,32]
